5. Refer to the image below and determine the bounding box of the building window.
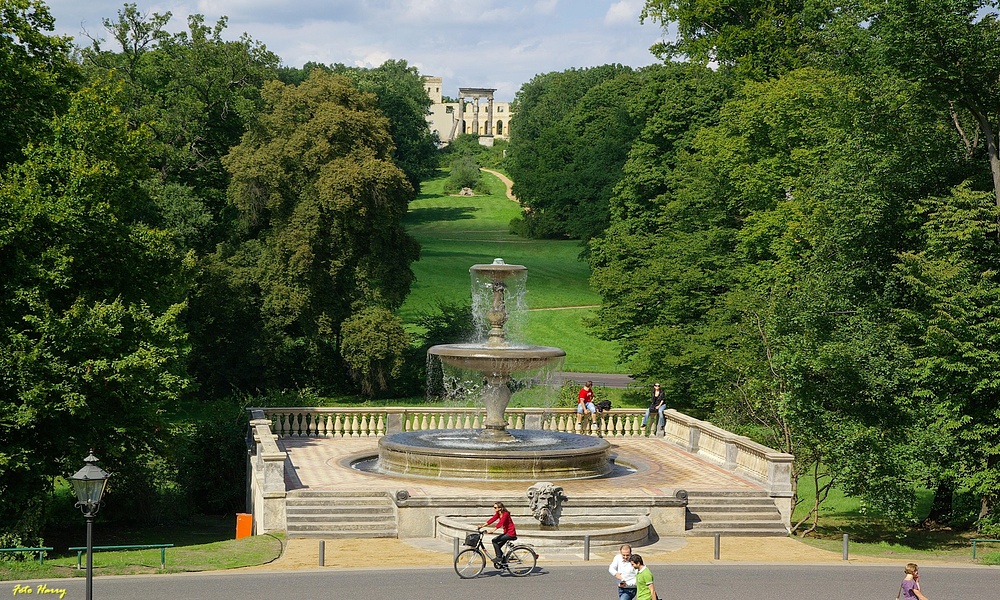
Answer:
[496,120,503,135]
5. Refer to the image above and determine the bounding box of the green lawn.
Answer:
[790,475,991,563]
[402,169,622,373]
[0,517,284,580]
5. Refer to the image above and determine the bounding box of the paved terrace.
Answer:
[280,436,762,497]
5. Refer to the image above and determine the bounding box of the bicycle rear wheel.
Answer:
[454,548,485,578]
[505,546,536,576]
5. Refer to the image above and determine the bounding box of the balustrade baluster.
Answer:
[514,414,524,430]
[445,414,454,429]
[420,414,429,430]
[350,414,360,437]
[376,414,385,436]
[360,414,370,437]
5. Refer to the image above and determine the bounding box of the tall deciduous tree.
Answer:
[863,1,1000,206]
[640,0,833,79]
[279,60,438,193]
[507,64,637,241]
[83,4,280,252]
[220,69,419,390]
[0,0,81,168]
[593,67,960,529]
[0,80,191,544]
[896,182,1000,530]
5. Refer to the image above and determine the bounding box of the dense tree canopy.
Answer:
[0,0,81,168]
[507,64,638,241]
[0,80,191,544]
[218,69,419,390]
[82,4,281,252]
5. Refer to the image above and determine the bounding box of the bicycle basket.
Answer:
[464,532,482,547]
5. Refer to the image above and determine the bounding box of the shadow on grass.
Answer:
[404,205,479,227]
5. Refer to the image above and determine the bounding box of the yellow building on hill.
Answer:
[423,76,511,146]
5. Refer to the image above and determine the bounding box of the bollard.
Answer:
[843,533,849,561]
[319,540,325,567]
[454,536,460,559]
[714,533,720,560]
[583,535,591,561]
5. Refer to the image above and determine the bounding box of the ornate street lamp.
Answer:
[70,451,110,600]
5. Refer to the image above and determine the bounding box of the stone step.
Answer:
[687,503,781,512]
[687,497,777,506]
[686,490,771,498]
[286,497,394,507]
[285,530,399,539]
[284,490,398,538]
[287,521,396,532]
[287,490,392,498]
[686,527,789,537]
[287,514,392,524]
[286,506,394,516]
[687,511,782,522]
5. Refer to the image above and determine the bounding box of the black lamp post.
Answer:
[70,451,109,600]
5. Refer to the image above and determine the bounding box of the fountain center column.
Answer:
[481,372,515,442]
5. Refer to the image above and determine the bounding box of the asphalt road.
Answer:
[8,564,994,600]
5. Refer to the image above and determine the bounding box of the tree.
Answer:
[592,67,961,530]
[863,1,1000,206]
[896,182,1000,531]
[83,4,280,252]
[640,0,833,79]
[341,306,410,397]
[280,60,438,192]
[0,0,81,167]
[507,65,637,241]
[220,69,419,390]
[0,80,191,543]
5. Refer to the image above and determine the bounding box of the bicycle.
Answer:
[453,529,537,578]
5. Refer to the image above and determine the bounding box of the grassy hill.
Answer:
[401,170,624,373]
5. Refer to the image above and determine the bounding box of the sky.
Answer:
[42,0,671,102]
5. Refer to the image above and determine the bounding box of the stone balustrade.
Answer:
[249,406,793,495]
[661,409,794,497]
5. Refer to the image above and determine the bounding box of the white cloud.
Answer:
[604,0,643,26]
[43,0,664,101]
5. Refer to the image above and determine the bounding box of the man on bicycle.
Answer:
[481,501,517,568]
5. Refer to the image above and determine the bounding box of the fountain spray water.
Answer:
[375,259,611,480]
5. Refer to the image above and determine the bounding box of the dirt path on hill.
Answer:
[480,168,518,202]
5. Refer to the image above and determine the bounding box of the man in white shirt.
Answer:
[608,544,637,600]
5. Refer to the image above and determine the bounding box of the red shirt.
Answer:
[578,387,594,404]
[486,510,517,536]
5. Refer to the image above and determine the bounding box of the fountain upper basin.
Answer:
[427,344,566,373]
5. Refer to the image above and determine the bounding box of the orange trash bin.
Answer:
[236,513,252,539]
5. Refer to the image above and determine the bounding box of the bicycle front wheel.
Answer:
[505,546,536,576]
[454,548,486,578]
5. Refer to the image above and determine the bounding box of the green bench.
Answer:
[67,544,174,570]
[971,538,1000,559]
[0,547,54,564]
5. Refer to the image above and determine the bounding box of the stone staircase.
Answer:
[684,491,788,536]
[285,490,398,538]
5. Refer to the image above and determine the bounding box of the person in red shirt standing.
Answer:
[481,501,517,568]
[577,381,597,430]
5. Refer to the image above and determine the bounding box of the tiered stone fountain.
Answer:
[376,259,612,480]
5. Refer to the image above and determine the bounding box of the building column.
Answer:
[471,97,479,136]
[457,95,465,136]
[486,95,494,136]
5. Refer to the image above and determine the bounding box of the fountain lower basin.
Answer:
[376,429,612,480]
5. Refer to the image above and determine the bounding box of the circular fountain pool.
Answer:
[373,429,612,480]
